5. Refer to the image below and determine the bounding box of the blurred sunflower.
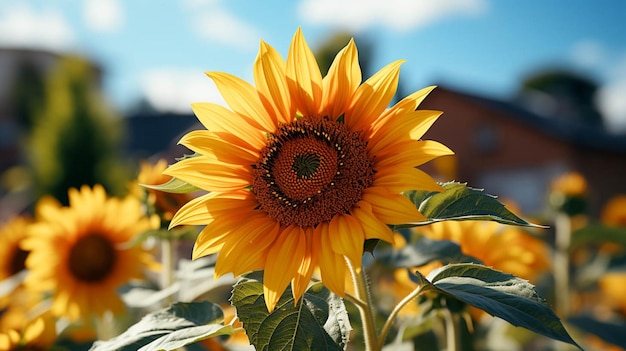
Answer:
[0,216,31,281]
[414,220,551,282]
[136,159,196,223]
[22,185,160,322]
[601,195,626,227]
[0,316,56,351]
[166,28,452,311]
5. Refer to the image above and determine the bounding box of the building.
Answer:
[419,86,626,217]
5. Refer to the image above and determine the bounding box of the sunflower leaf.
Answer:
[401,182,542,228]
[378,236,482,268]
[89,301,232,351]
[231,275,351,351]
[140,176,201,194]
[416,263,581,350]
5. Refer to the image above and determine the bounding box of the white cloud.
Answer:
[0,3,75,51]
[297,0,488,32]
[141,68,226,113]
[83,0,125,33]
[191,8,259,50]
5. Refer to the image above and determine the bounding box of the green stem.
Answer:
[441,307,458,351]
[161,237,177,304]
[554,212,571,317]
[378,285,424,349]
[347,259,379,351]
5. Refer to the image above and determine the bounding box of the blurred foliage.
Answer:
[519,69,604,127]
[26,56,131,204]
[9,60,46,132]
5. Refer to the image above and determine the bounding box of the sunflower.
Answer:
[166,28,452,312]
[0,317,56,351]
[601,195,626,227]
[22,185,159,322]
[414,220,551,282]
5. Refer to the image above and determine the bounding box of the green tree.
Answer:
[518,69,604,127]
[28,56,130,204]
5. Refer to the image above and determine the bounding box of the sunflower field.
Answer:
[1,29,626,351]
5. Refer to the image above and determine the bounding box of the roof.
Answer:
[437,85,626,154]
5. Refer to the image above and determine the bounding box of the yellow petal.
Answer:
[215,216,279,277]
[164,156,251,192]
[191,102,266,150]
[375,85,438,129]
[374,167,443,193]
[329,214,364,268]
[178,130,258,165]
[254,40,293,124]
[286,28,323,117]
[207,71,276,132]
[375,140,454,169]
[352,201,394,243]
[320,38,361,119]
[362,187,426,224]
[291,228,317,303]
[263,225,306,312]
[315,223,347,296]
[346,60,403,132]
[369,110,442,156]
[169,193,213,229]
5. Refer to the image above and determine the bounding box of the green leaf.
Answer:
[378,236,482,268]
[417,263,581,350]
[231,275,351,351]
[89,301,232,351]
[568,315,626,349]
[141,176,202,194]
[571,224,626,249]
[401,182,541,228]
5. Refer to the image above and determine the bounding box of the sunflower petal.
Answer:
[191,102,266,150]
[286,28,323,117]
[206,72,276,132]
[255,41,293,124]
[321,38,361,119]
[291,229,317,303]
[375,140,454,168]
[346,60,404,132]
[369,110,442,155]
[168,193,213,229]
[362,187,426,224]
[352,201,394,243]
[315,223,347,296]
[164,156,251,192]
[329,214,364,268]
[178,130,258,165]
[215,216,279,277]
[374,167,443,193]
[263,225,306,312]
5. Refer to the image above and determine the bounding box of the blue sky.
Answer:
[2,0,626,132]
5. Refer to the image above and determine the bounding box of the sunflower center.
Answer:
[293,153,320,178]
[252,116,375,228]
[68,233,116,283]
[9,246,29,276]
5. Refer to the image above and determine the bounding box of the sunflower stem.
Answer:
[161,237,177,304]
[347,259,379,351]
[378,284,425,350]
[441,306,459,351]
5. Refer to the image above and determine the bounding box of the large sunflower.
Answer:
[166,28,452,312]
[22,185,159,322]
